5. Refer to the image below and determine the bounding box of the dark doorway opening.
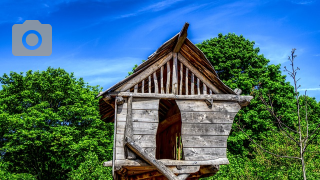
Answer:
[156,99,183,160]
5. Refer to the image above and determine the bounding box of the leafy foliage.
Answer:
[0,67,113,179]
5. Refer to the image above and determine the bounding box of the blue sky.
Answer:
[0,0,319,100]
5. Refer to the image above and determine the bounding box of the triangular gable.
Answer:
[97,23,236,98]
[115,52,224,95]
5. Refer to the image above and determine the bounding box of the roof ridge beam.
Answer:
[173,22,189,53]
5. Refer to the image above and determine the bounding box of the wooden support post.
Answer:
[134,84,138,93]
[112,98,118,178]
[125,137,180,180]
[161,66,164,94]
[203,84,207,95]
[166,61,171,94]
[125,96,136,159]
[172,53,178,94]
[148,76,151,93]
[209,89,212,95]
[191,73,194,95]
[179,62,183,95]
[185,68,188,95]
[153,72,158,94]
[197,78,200,95]
[142,80,144,93]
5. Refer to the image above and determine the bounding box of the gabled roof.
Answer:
[97,23,236,98]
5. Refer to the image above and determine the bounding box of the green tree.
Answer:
[196,33,297,155]
[0,67,113,179]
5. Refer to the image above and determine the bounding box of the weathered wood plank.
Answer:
[181,112,237,123]
[116,134,156,147]
[191,73,194,95]
[132,98,159,110]
[153,72,158,94]
[173,22,189,53]
[117,122,159,135]
[176,100,241,112]
[182,135,228,148]
[125,96,136,159]
[179,62,183,95]
[209,89,212,95]
[197,78,200,95]
[166,61,171,94]
[185,68,188,95]
[118,52,173,92]
[118,110,158,122]
[112,99,118,177]
[134,84,138,93]
[116,146,156,160]
[181,124,232,136]
[142,80,144,93]
[183,148,226,160]
[125,137,180,180]
[178,53,223,94]
[203,84,207,95]
[172,53,178,94]
[148,76,151,93]
[104,158,230,167]
[160,66,164,94]
[116,146,126,160]
[108,92,253,107]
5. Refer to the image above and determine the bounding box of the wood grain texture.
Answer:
[197,78,200,95]
[116,134,156,147]
[125,137,180,180]
[181,124,232,136]
[172,53,178,94]
[176,100,241,112]
[183,147,227,160]
[117,122,159,135]
[181,112,237,124]
[132,98,159,110]
[116,146,156,160]
[105,158,230,167]
[161,66,164,94]
[153,72,158,94]
[185,68,189,95]
[148,76,151,93]
[118,52,172,92]
[177,53,223,94]
[166,61,171,94]
[142,80,144,93]
[180,62,183,95]
[134,84,138,93]
[191,73,194,95]
[182,135,228,148]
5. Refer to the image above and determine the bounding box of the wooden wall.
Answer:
[176,100,241,161]
[116,98,160,159]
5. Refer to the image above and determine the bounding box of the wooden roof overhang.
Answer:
[97,23,253,123]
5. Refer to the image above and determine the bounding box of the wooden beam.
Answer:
[125,137,180,180]
[179,62,183,95]
[172,53,178,94]
[125,96,136,160]
[197,78,200,95]
[173,22,189,53]
[142,80,144,93]
[112,99,118,178]
[203,84,207,95]
[134,84,138,93]
[148,76,151,93]
[191,73,194,95]
[104,158,230,167]
[177,53,223,94]
[157,113,181,134]
[153,72,158,94]
[166,61,171,94]
[160,66,164,94]
[185,68,188,95]
[118,52,173,92]
[106,92,253,107]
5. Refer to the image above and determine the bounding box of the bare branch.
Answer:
[236,122,301,160]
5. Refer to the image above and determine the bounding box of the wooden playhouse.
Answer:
[99,23,253,180]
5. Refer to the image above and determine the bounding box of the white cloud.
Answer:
[117,0,183,18]
[298,88,320,91]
